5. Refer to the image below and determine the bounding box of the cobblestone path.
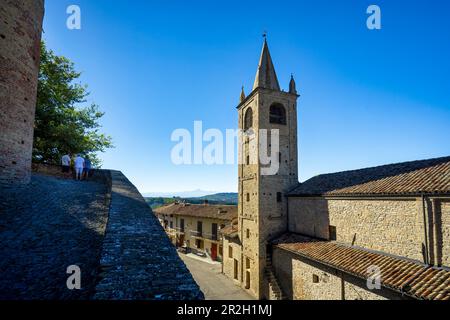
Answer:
[0,174,109,300]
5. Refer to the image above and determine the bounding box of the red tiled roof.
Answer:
[153,203,237,221]
[273,233,450,300]
[220,218,239,238]
[289,156,450,197]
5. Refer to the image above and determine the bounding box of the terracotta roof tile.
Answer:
[289,156,450,196]
[153,203,237,221]
[220,218,239,238]
[273,233,450,300]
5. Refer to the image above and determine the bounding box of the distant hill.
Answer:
[142,189,217,198]
[145,192,238,209]
[188,193,238,203]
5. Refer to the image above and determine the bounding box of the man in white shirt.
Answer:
[61,154,71,176]
[74,154,85,181]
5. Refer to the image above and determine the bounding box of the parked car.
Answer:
[177,246,191,254]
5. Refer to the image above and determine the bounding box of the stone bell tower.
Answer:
[237,38,299,299]
[0,0,45,184]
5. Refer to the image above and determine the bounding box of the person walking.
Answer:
[61,153,71,177]
[83,156,92,180]
[74,154,85,181]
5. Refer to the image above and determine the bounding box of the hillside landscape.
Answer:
[145,193,238,209]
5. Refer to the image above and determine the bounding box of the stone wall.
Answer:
[272,247,402,300]
[440,199,450,266]
[32,163,110,183]
[222,237,242,285]
[288,197,435,263]
[94,171,203,300]
[237,87,299,299]
[288,196,450,267]
[0,0,45,184]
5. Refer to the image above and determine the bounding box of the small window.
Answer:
[313,274,320,283]
[180,219,185,232]
[246,258,251,269]
[212,223,218,241]
[246,229,250,239]
[229,246,233,259]
[197,221,203,236]
[277,192,282,203]
[244,108,253,131]
[169,221,173,229]
[246,193,250,202]
[278,152,282,163]
[196,239,204,250]
[329,226,337,241]
[246,155,250,165]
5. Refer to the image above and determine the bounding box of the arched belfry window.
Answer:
[244,108,253,130]
[269,103,286,125]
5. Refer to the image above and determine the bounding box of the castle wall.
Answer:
[0,0,45,184]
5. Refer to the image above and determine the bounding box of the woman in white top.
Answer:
[74,154,85,181]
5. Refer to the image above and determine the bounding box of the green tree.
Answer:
[33,42,113,167]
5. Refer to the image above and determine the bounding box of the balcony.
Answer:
[166,227,185,235]
[190,230,219,242]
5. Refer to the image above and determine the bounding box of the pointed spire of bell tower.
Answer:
[240,86,246,102]
[289,74,297,95]
[253,36,281,91]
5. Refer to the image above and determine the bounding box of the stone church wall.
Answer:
[441,199,450,266]
[272,247,401,300]
[288,197,425,262]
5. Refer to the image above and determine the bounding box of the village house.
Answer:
[220,39,450,300]
[154,202,237,262]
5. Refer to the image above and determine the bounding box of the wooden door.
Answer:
[211,243,218,261]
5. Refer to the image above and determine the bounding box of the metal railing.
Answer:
[190,230,219,241]
[166,227,185,234]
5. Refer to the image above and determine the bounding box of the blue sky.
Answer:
[42,0,450,193]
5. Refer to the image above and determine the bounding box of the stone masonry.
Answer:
[287,196,450,267]
[235,39,299,299]
[272,248,401,300]
[94,171,204,300]
[223,40,450,300]
[0,0,45,184]
[0,173,109,299]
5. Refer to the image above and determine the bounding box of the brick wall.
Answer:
[0,0,45,184]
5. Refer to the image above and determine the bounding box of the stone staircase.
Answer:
[265,254,288,300]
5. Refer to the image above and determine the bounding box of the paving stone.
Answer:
[0,174,109,300]
[93,171,203,300]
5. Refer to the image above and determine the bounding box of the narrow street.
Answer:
[179,254,254,300]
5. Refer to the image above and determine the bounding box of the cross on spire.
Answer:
[262,31,267,40]
[253,34,280,91]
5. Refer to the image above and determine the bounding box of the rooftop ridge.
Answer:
[290,155,450,197]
